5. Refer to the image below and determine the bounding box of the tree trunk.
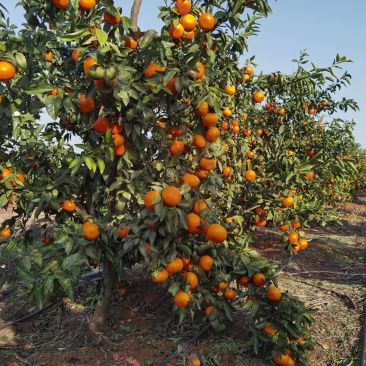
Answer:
[91,258,118,332]
[130,0,142,28]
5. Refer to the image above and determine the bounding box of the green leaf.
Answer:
[139,29,157,48]
[17,266,36,283]
[97,158,106,174]
[25,84,55,95]
[60,29,89,42]
[15,52,27,70]
[85,157,97,172]
[45,95,62,120]
[95,28,109,46]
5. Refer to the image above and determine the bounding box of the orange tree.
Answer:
[0,0,360,364]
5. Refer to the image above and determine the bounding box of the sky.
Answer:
[1,0,365,148]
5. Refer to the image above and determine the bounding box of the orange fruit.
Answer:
[298,238,308,250]
[245,170,256,181]
[202,113,218,127]
[222,167,231,177]
[176,0,191,15]
[206,127,220,142]
[118,288,127,296]
[278,223,290,231]
[253,91,265,103]
[254,216,266,227]
[282,196,294,207]
[112,134,125,147]
[144,190,159,210]
[224,289,236,301]
[93,116,110,133]
[169,126,183,137]
[169,23,185,39]
[193,199,209,215]
[43,51,54,63]
[114,144,126,156]
[104,10,121,25]
[77,94,95,113]
[189,62,205,80]
[222,108,232,117]
[288,231,299,244]
[83,222,100,240]
[244,65,253,75]
[198,255,214,271]
[224,85,236,95]
[0,227,11,238]
[182,174,200,188]
[187,213,201,233]
[190,358,201,366]
[192,135,206,149]
[263,322,278,335]
[152,269,169,283]
[83,56,98,78]
[205,306,216,317]
[144,63,166,78]
[291,219,301,229]
[1,168,11,179]
[239,276,250,287]
[247,151,254,159]
[273,353,290,365]
[198,13,215,31]
[174,291,190,307]
[110,122,124,134]
[252,272,266,286]
[118,226,129,238]
[193,170,208,179]
[52,0,69,9]
[291,334,304,343]
[285,357,296,366]
[267,286,281,301]
[161,186,182,207]
[199,157,215,171]
[196,101,209,116]
[305,172,315,180]
[10,173,25,187]
[180,14,197,31]
[79,0,96,11]
[206,223,227,243]
[231,125,240,134]
[63,199,76,212]
[42,236,51,245]
[184,271,198,289]
[125,37,138,49]
[94,77,118,91]
[166,258,184,274]
[169,140,185,155]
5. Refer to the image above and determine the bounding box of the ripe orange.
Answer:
[221,121,229,130]
[42,236,51,245]
[206,127,220,142]
[169,23,185,39]
[273,353,290,365]
[288,231,299,244]
[118,288,127,296]
[193,199,209,215]
[182,174,200,188]
[77,94,95,113]
[83,222,100,240]
[224,85,236,95]
[222,167,231,177]
[305,172,315,180]
[166,258,184,274]
[291,334,304,343]
[114,145,126,156]
[263,322,278,335]
[205,306,216,317]
[231,125,240,134]
[174,291,190,307]
[161,186,182,207]
[144,63,166,78]
[291,219,301,229]
[104,10,121,25]
[79,0,96,11]
[118,226,129,238]
[93,116,110,133]
[169,140,185,155]
[245,170,256,181]
[282,196,294,207]
[144,190,159,210]
[252,272,266,286]
[224,289,236,301]
[278,223,290,231]
[196,101,209,116]
[188,62,205,80]
[267,286,281,301]
[247,151,254,159]
[0,60,16,82]
[254,216,266,227]
[112,134,125,147]
[202,112,218,127]
[83,56,98,78]
[222,108,232,117]
[200,157,215,171]
[52,0,69,9]
[239,276,250,287]
[184,271,198,289]
[110,122,124,134]
[124,37,138,49]
[152,269,169,283]
[198,255,214,271]
[206,223,227,243]
[43,51,54,63]
[244,65,253,75]
[169,126,183,137]
[180,14,197,31]
[63,199,76,212]
[0,227,11,238]
[94,77,118,91]
[253,91,265,103]
[192,135,206,149]
[298,238,308,250]
[187,213,201,233]
[198,13,215,31]
[190,358,201,366]
[176,0,191,15]
[277,107,285,116]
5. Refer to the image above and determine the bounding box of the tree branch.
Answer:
[130,0,142,28]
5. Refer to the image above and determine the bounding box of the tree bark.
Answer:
[130,0,142,28]
[91,258,118,332]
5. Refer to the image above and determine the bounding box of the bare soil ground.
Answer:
[0,195,366,366]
